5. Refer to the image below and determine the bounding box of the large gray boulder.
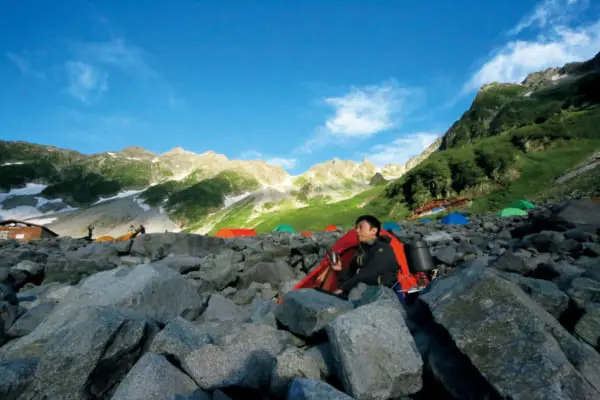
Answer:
[574,307,600,351]
[275,289,354,337]
[198,294,249,323]
[111,353,205,400]
[419,265,600,400]
[326,301,423,399]
[18,306,159,400]
[238,261,297,290]
[0,358,38,400]
[182,323,294,390]
[6,302,56,338]
[149,317,212,365]
[269,347,327,398]
[0,264,202,359]
[287,377,354,400]
[499,272,569,318]
[151,255,203,274]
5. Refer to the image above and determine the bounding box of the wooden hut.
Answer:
[0,219,59,242]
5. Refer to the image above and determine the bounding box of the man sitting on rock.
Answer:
[329,215,401,295]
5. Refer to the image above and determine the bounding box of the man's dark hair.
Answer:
[355,215,381,235]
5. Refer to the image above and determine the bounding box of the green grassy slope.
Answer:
[198,185,407,234]
[380,56,600,216]
[157,170,260,225]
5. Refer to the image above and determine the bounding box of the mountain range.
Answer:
[1,51,599,237]
[0,131,435,236]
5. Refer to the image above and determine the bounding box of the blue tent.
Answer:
[421,218,431,223]
[440,212,469,225]
[382,221,401,232]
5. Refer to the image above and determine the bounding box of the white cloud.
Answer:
[464,10,600,92]
[508,0,588,36]
[65,37,182,106]
[65,61,108,104]
[239,150,297,170]
[363,133,440,167]
[323,82,407,137]
[73,37,156,78]
[295,81,411,154]
[6,51,45,79]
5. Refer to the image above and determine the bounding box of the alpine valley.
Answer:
[1,51,600,237]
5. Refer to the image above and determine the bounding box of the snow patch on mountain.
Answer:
[93,190,145,205]
[0,183,78,222]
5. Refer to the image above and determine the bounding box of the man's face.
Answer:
[356,220,377,242]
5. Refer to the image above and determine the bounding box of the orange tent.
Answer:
[324,225,338,232]
[95,225,145,242]
[301,231,313,237]
[214,228,258,238]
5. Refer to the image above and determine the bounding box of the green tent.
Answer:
[273,224,295,233]
[498,207,529,217]
[509,199,535,210]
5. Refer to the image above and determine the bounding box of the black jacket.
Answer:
[337,235,399,293]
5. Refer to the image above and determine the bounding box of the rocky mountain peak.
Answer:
[480,82,522,93]
[360,158,376,168]
[197,150,229,162]
[162,146,193,155]
[116,146,156,159]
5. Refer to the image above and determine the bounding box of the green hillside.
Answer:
[163,171,260,225]
[0,142,170,205]
[383,53,600,214]
[184,185,407,234]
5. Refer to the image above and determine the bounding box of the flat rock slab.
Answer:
[419,265,600,400]
[326,301,423,399]
[574,308,600,350]
[151,255,203,274]
[111,353,204,400]
[18,306,159,400]
[182,323,294,391]
[499,272,569,318]
[269,347,326,398]
[287,377,354,400]
[0,358,38,400]
[553,200,600,228]
[0,264,201,359]
[7,302,56,338]
[149,316,212,364]
[275,289,354,337]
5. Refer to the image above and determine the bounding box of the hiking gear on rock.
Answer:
[328,251,340,266]
[404,240,435,274]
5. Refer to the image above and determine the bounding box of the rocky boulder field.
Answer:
[1,199,600,400]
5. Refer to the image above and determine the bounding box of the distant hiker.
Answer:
[85,225,94,241]
[329,215,405,295]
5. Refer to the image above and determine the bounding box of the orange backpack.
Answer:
[379,230,419,292]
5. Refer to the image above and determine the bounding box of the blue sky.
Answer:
[1,0,599,175]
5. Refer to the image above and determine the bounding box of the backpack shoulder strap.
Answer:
[380,231,418,290]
